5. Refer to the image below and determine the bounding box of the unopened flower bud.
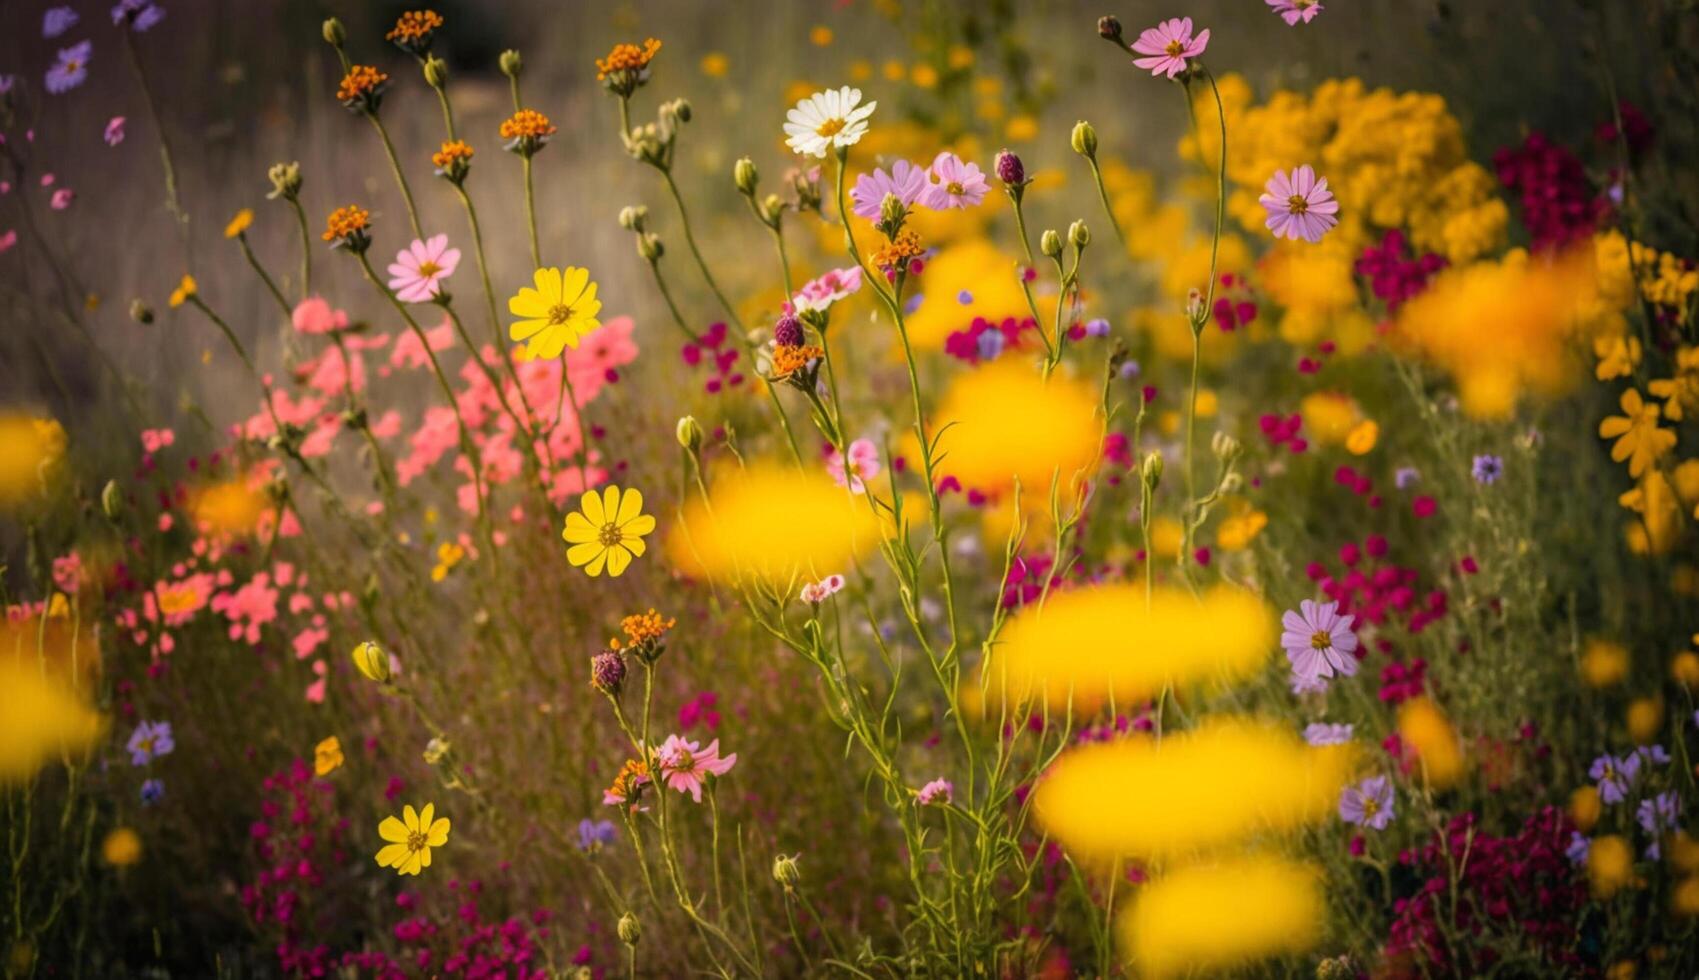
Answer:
[733,157,759,196]
[101,479,124,520]
[617,912,641,946]
[1211,431,1242,461]
[1098,15,1123,42]
[591,649,627,696]
[1185,287,1205,323]
[637,233,664,262]
[668,98,691,123]
[772,854,801,888]
[422,55,448,88]
[617,205,648,231]
[760,193,784,224]
[267,161,302,201]
[1141,451,1164,489]
[1069,219,1091,249]
[321,17,346,47]
[1039,229,1063,258]
[879,192,907,231]
[1071,120,1098,158]
[1316,956,1354,980]
[1220,472,1244,494]
[129,299,154,324]
[352,640,392,683]
[499,49,523,79]
[422,737,450,765]
[772,313,804,348]
[676,415,703,454]
[995,149,1025,186]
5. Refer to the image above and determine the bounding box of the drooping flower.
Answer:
[1589,752,1640,805]
[603,758,652,809]
[654,734,737,802]
[1303,722,1353,746]
[126,720,174,766]
[45,41,92,94]
[1471,453,1504,484]
[387,234,461,303]
[791,266,862,313]
[1266,0,1324,25]
[921,151,989,211]
[827,438,881,494]
[799,574,846,605]
[850,159,926,221]
[562,485,655,578]
[1280,599,1359,684]
[783,86,876,158]
[1261,166,1339,243]
[374,803,450,876]
[1129,17,1209,79]
[1338,775,1396,830]
[1598,388,1676,478]
[111,0,164,31]
[509,266,602,360]
[917,778,953,806]
[314,736,344,776]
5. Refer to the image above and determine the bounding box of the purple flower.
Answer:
[575,818,618,853]
[140,778,165,805]
[112,0,165,31]
[45,41,92,95]
[975,329,1004,362]
[104,116,126,146]
[1635,744,1671,767]
[1266,0,1324,25]
[1637,791,1679,858]
[1304,722,1353,746]
[1261,165,1339,243]
[1130,17,1209,79]
[1589,752,1640,804]
[1338,775,1395,830]
[1471,453,1503,484]
[1394,466,1421,489]
[1083,317,1111,337]
[43,6,79,38]
[126,720,174,765]
[920,151,989,210]
[1281,599,1359,685]
[994,149,1024,186]
[917,778,953,806]
[1564,831,1590,865]
[850,159,926,222]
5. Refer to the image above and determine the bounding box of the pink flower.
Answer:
[1260,165,1339,243]
[850,159,927,221]
[104,116,126,145]
[0,230,15,254]
[386,234,460,303]
[49,188,73,210]
[792,266,863,313]
[799,573,846,605]
[827,437,881,494]
[654,735,737,803]
[1130,17,1210,79]
[920,151,989,210]
[290,296,349,335]
[140,428,175,453]
[1266,0,1323,25]
[917,778,953,806]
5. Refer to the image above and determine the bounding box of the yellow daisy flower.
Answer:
[314,736,344,776]
[168,274,197,308]
[1598,388,1676,478]
[224,208,254,239]
[563,485,655,578]
[375,803,450,876]
[508,266,601,360]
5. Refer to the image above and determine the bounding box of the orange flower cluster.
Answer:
[499,109,557,142]
[385,10,443,45]
[432,140,473,169]
[770,345,826,379]
[336,65,387,103]
[321,205,370,242]
[872,229,924,274]
[596,38,662,81]
[619,609,676,647]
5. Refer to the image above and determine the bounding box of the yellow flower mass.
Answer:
[314,736,344,777]
[1121,856,1324,978]
[0,413,66,508]
[508,266,602,360]
[930,360,1100,495]
[375,803,450,876]
[671,464,876,584]
[563,485,655,578]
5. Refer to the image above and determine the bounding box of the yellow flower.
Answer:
[930,360,1101,494]
[1397,697,1465,788]
[314,736,344,776]
[0,657,104,784]
[508,266,601,360]
[430,541,465,582]
[351,640,392,683]
[1298,392,1359,445]
[563,485,655,578]
[1570,786,1602,833]
[1627,697,1663,744]
[375,803,450,876]
[0,414,66,508]
[809,25,834,46]
[670,464,876,584]
[102,827,143,867]
[699,52,729,78]
[1345,419,1379,455]
[1122,857,1323,978]
[224,208,254,239]
[168,274,197,308]
[1215,503,1268,551]
[1580,638,1630,688]
[192,478,266,535]
[1599,388,1676,478]
[1594,334,1642,381]
[1587,834,1634,898]
[1648,346,1699,421]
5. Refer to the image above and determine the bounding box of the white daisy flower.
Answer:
[783,86,876,158]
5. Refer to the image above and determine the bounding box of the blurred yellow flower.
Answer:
[671,464,875,584]
[224,208,254,239]
[1397,697,1465,788]
[375,803,450,876]
[0,658,104,784]
[168,274,197,308]
[1004,115,1038,142]
[314,736,344,776]
[1299,392,1359,445]
[102,827,143,867]
[1214,502,1268,551]
[508,266,602,360]
[1033,718,1352,861]
[563,485,655,578]
[1599,388,1676,478]
[1587,834,1634,898]
[1626,697,1663,744]
[431,541,466,582]
[1570,786,1601,833]
[699,52,728,78]
[931,361,1100,494]
[1345,419,1379,455]
[1581,638,1630,688]
[911,63,939,89]
[192,478,267,535]
[1122,856,1323,977]
[809,25,834,46]
[0,413,66,508]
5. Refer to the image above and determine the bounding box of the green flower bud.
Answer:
[637,233,664,262]
[1069,219,1091,249]
[100,479,124,520]
[1039,229,1063,259]
[1211,431,1242,461]
[352,640,392,684]
[733,157,759,196]
[676,415,704,454]
[1070,120,1098,158]
[422,55,449,89]
[617,205,648,231]
[1141,451,1164,489]
[321,17,346,47]
[129,299,154,325]
[499,49,523,79]
[617,912,642,946]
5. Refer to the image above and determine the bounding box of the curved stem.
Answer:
[366,112,424,240]
[660,169,743,329]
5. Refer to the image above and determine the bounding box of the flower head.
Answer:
[140,778,165,805]
[167,274,197,308]
[596,38,661,97]
[1589,752,1640,804]
[126,720,174,765]
[827,438,881,494]
[850,159,926,222]
[111,0,164,31]
[917,778,953,806]
[374,803,450,876]
[784,86,876,158]
[799,574,846,605]
[1598,388,1675,478]
[654,734,737,803]
[994,149,1025,187]
[314,736,344,776]
[615,609,676,660]
[500,108,556,156]
[508,266,601,359]
[1637,791,1680,857]
[603,757,651,808]
[1266,0,1324,25]
[871,228,925,278]
[1338,775,1395,830]
[1130,17,1208,79]
[336,65,388,113]
[562,486,655,577]
[921,151,989,211]
[321,205,371,252]
[1470,453,1503,484]
[1303,723,1353,746]
[104,116,126,146]
[386,9,443,55]
[1261,166,1339,243]
[43,7,79,38]
[431,139,473,182]
[45,41,92,95]
[224,209,253,239]
[791,266,862,314]
[590,649,627,696]
[1280,599,1359,686]
[387,234,460,303]
[576,818,618,853]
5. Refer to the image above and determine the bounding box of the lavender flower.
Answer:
[849,159,925,222]
[1588,752,1640,804]
[1635,744,1671,767]
[140,778,165,806]
[126,720,174,766]
[1394,466,1421,489]
[575,818,618,853]
[45,41,92,95]
[112,0,166,31]
[1637,791,1679,858]
[1564,831,1590,865]
[43,6,79,38]
[1471,453,1503,484]
[975,329,1005,362]
[1303,722,1353,746]
[1280,599,1359,687]
[1083,317,1111,338]
[1338,775,1395,830]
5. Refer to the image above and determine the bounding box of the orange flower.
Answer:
[385,10,443,53]
[499,109,556,155]
[431,139,474,181]
[872,229,924,274]
[322,205,372,251]
[336,65,388,110]
[596,38,662,88]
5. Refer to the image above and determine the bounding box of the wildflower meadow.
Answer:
[7,1,1699,976]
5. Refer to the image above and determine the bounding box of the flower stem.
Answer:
[366,111,424,240]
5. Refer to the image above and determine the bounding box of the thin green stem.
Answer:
[366,111,424,240]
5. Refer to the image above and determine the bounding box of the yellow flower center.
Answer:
[1361,797,1379,817]
[946,181,965,195]
[548,303,576,325]
[599,523,624,546]
[1310,631,1332,651]
[1288,194,1310,215]
[406,829,427,852]
[66,60,82,72]
[1165,40,1185,57]
[417,260,441,277]
[815,117,847,138]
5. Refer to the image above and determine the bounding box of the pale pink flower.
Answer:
[0,229,15,254]
[389,318,456,369]
[1260,165,1339,243]
[104,116,126,145]
[1266,0,1323,25]
[51,552,83,594]
[792,266,863,314]
[1130,17,1209,79]
[850,159,927,221]
[49,188,73,210]
[655,734,738,803]
[387,234,460,303]
[140,428,175,453]
[920,151,988,210]
[290,296,349,335]
[917,778,953,806]
[799,573,847,605]
[827,437,881,494]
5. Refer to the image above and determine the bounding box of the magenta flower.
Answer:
[49,188,74,210]
[1260,165,1339,243]
[920,151,989,210]
[104,116,126,146]
[386,234,460,303]
[827,438,881,494]
[917,778,953,806]
[1266,0,1324,25]
[655,734,737,803]
[1280,598,1358,684]
[1130,17,1209,79]
[792,266,862,314]
[850,159,926,221]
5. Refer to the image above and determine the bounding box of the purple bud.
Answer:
[590,650,627,696]
[995,149,1024,187]
[773,313,804,348]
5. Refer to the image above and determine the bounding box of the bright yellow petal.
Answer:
[566,541,605,567]
[616,487,645,524]
[623,535,648,557]
[533,266,563,303]
[605,545,633,577]
[562,512,598,543]
[417,803,434,831]
[600,487,622,527]
[400,850,423,875]
[508,287,549,319]
[510,317,549,342]
[378,816,409,843]
[559,267,590,305]
[403,805,420,833]
[418,845,433,869]
[580,488,606,525]
[583,549,609,577]
[427,818,451,846]
[620,513,656,538]
[375,843,409,868]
